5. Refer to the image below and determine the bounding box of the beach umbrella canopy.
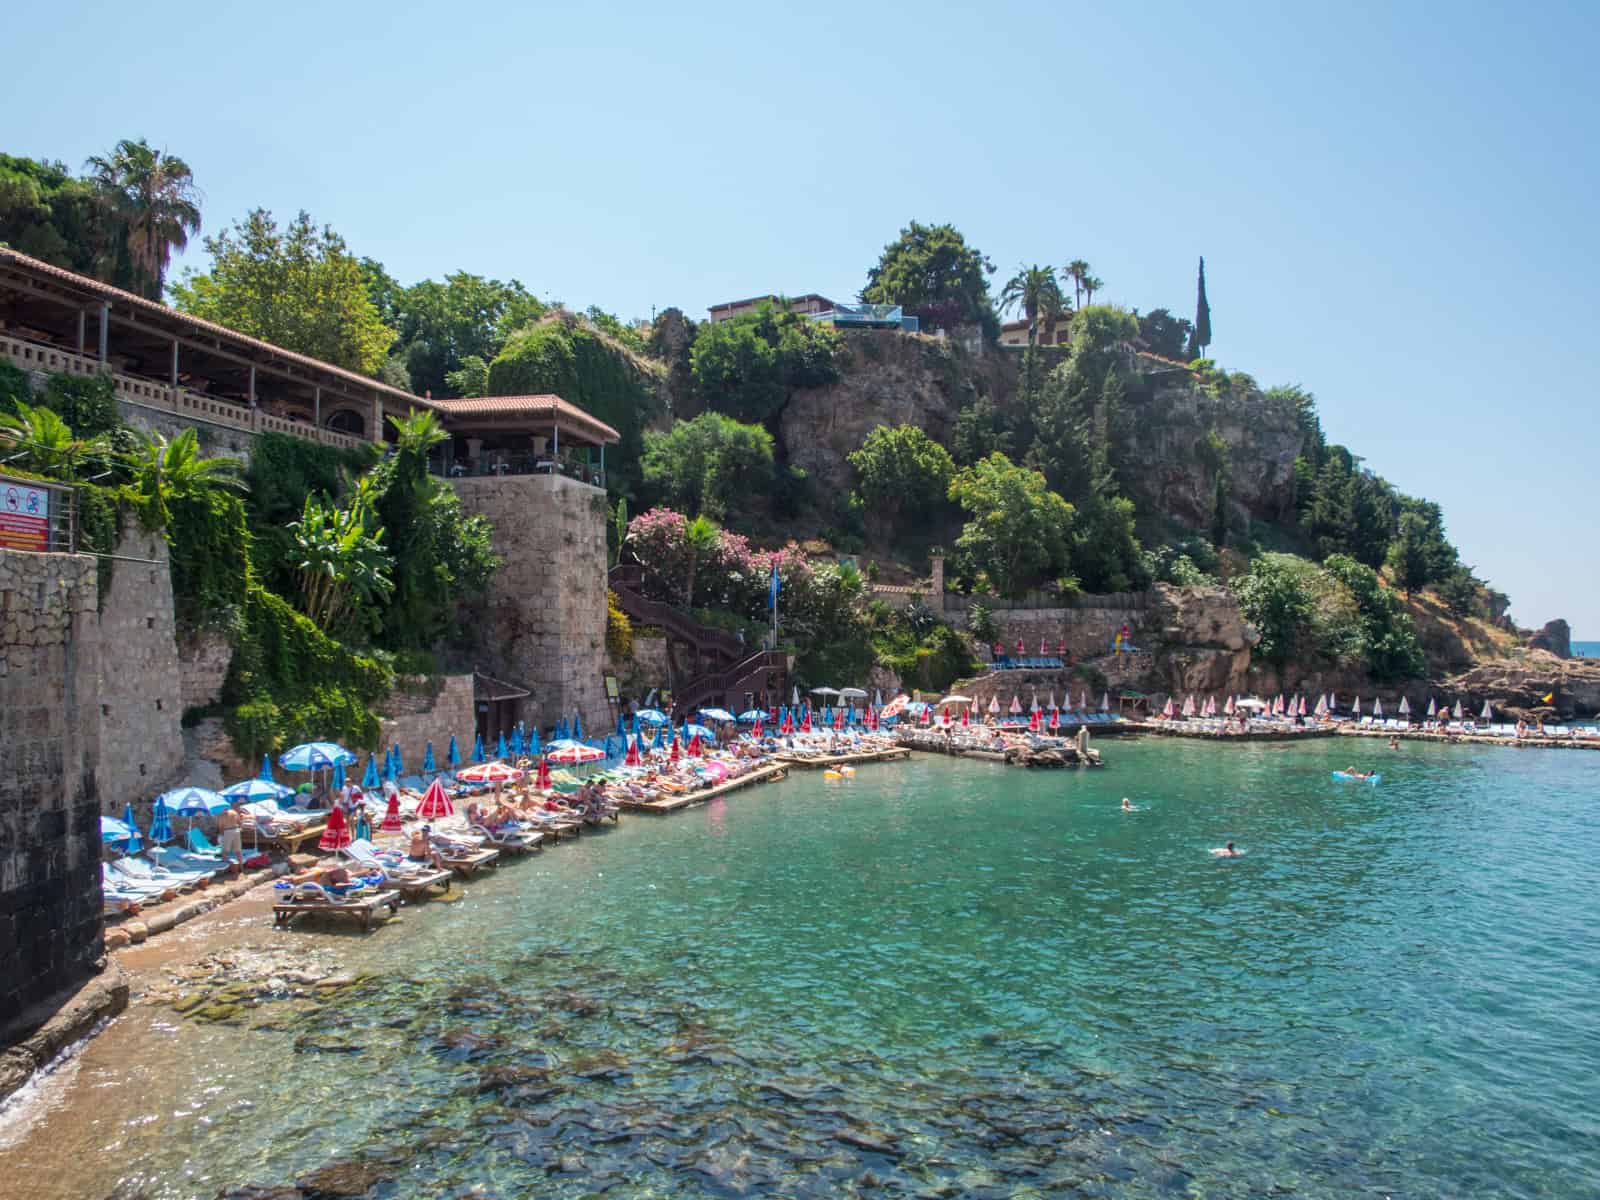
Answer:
[457,761,525,785]
[393,744,405,775]
[1398,696,1411,715]
[1182,695,1196,717]
[513,727,527,757]
[332,759,346,792]
[495,731,508,760]
[617,713,627,737]
[318,804,351,851]
[221,777,293,804]
[1374,697,1384,716]
[527,727,541,754]
[1009,695,1022,714]
[684,723,715,741]
[361,753,379,790]
[258,753,275,782]
[162,786,227,817]
[447,735,461,768]
[737,710,765,722]
[572,712,583,740]
[1161,698,1176,718]
[548,742,606,765]
[1101,692,1111,712]
[147,796,174,844]
[422,741,438,774]
[652,722,665,749]
[536,757,552,789]
[1049,708,1059,730]
[1453,700,1464,719]
[1315,695,1328,717]
[624,736,641,766]
[800,710,812,732]
[417,779,454,818]
[700,708,737,723]
[100,815,135,845]
[119,802,144,853]
[1225,695,1236,715]
[810,686,840,698]
[279,742,356,772]
[380,792,403,832]
[687,733,703,757]
[1426,698,1436,717]
[636,709,668,726]
[1481,700,1494,721]
[469,732,484,763]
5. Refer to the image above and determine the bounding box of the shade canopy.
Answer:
[636,709,668,725]
[547,742,605,764]
[838,687,869,699]
[456,761,525,785]
[100,815,135,844]
[810,686,840,696]
[221,777,294,803]
[417,779,455,818]
[699,708,737,723]
[159,786,228,816]
[279,742,357,772]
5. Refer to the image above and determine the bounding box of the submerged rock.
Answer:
[293,1158,393,1197]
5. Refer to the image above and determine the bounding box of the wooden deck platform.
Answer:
[440,848,500,877]
[623,763,788,814]
[388,868,452,900]
[273,890,400,931]
[773,747,911,770]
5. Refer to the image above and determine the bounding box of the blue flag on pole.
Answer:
[768,562,781,610]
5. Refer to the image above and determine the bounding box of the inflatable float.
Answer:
[1330,771,1381,784]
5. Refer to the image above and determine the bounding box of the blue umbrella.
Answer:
[555,718,568,741]
[636,709,668,726]
[385,755,398,782]
[653,723,664,749]
[497,731,509,760]
[258,753,275,782]
[573,712,584,740]
[362,753,380,790]
[393,744,404,775]
[120,803,144,853]
[472,732,485,763]
[383,746,395,778]
[148,797,174,845]
[527,726,541,754]
[447,735,461,768]
[279,742,356,772]
[332,759,346,791]
[161,786,227,817]
[617,713,626,737]
[423,741,437,774]
[510,728,523,757]
[737,710,765,722]
[222,777,294,803]
[101,815,134,845]
[685,723,715,741]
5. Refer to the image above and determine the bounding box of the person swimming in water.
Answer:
[1343,766,1373,780]
[1388,736,1399,749]
[1121,797,1134,811]
[1211,841,1241,857]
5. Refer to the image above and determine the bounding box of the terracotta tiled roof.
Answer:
[0,247,432,407]
[431,394,620,443]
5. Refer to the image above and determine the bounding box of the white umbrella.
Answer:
[987,696,1000,714]
[791,685,800,706]
[839,687,868,700]
[1078,691,1088,711]
[1299,696,1309,716]
[1398,696,1411,715]
[1374,697,1384,716]
[1048,690,1058,710]
[1314,694,1328,716]
[1453,700,1464,719]
[811,686,840,697]
[938,694,975,707]
[1225,695,1236,715]
[1009,695,1022,714]
[873,689,883,708]
[1426,697,1436,717]
[1353,695,1362,716]
[1101,692,1110,712]
[1237,697,1268,710]
[1162,697,1176,717]
[1030,692,1040,713]
[1481,700,1493,721]
[1182,695,1196,717]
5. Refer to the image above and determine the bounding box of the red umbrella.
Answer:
[780,715,793,734]
[753,718,764,738]
[687,733,702,757]
[769,707,779,723]
[832,707,843,730]
[624,736,640,766]
[1049,709,1060,731]
[456,762,525,785]
[417,778,454,818]
[318,804,351,850]
[961,707,970,726]
[1040,637,1048,655]
[800,712,811,732]
[1016,638,1025,655]
[536,757,551,789]
[1029,709,1041,731]
[669,737,681,763]
[380,792,403,832]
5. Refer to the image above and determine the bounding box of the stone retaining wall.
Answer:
[0,547,103,1035]
[178,631,232,710]
[376,674,475,771]
[94,527,185,811]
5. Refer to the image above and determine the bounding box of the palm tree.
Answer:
[1081,274,1104,307]
[121,427,246,528]
[1063,260,1091,309]
[0,401,109,481]
[997,265,1063,346]
[1040,285,1069,346]
[682,514,720,607]
[84,138,202,299]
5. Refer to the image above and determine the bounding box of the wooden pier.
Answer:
[773,747,912,770]
[622,763,788,814]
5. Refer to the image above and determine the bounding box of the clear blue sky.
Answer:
[7,1,1596,633]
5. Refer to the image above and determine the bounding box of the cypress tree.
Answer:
[1189,256,1212,358]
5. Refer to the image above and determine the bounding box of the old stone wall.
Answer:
[177,631,232,710]
[116,403,254,461]
[94,528,185,811]
[952,605,1149,662]
[453,474,612,734]
[607,631,670,701]
[0,547,103,1037]
[376,674,475,772]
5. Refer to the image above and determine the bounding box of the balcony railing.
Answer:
[0,332,370,454]
[435,453,605,489]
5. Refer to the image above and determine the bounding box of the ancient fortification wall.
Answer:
[94,528,186,812]
[452,474,611,734]
[376,674,475,771]
[0,547,103,1036]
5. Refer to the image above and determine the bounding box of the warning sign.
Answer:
[0,483,50,552]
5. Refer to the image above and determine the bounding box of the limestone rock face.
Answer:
[1117,357,1303,531]
[1145,584,1259,697]
[779,332,1015,495]
[1528,619,1572,659]
[1444,649,1600,717]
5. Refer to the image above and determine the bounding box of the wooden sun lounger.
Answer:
[272,889,400,931]
[257,823,327,856]
[387,868,452,899]
[439,848,499,877]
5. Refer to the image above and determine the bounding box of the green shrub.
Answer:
[606,589,634,660]
[41,372,119,439]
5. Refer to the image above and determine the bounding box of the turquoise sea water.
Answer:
[1571,639,1599,658]
[3,738,1598,1198]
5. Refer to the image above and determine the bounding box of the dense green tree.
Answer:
[1136,307,1194,360]
[947,453,1074,598]
[952,394,1011,465]
[0,400,109,480]
[368,410,498,649]
[862,221,997,338]
[0,154,120,281]
[1188,255,1211,357]
[121,426,248,530]
[1321,553,1425,680]
[681,514,721,608]
[1435,566,1480,616]
[1072,486,1146,593]
[1300,446,1394,567]
[1235,553,1315,668]
[641,412,775,519]
[84,138,201,299]
[848,424,955,527]
[688,301,840,424]
[171,209,396,375]
[997,264,1062,345]
[1384,510,1434,594]
[397,273,545,397]
[1027,306,1140,501]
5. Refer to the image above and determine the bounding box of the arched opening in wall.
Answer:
[324,408,365,437]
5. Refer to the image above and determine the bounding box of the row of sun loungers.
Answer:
[101,847,234,913]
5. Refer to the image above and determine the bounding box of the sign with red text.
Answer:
[0,483,50,551]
